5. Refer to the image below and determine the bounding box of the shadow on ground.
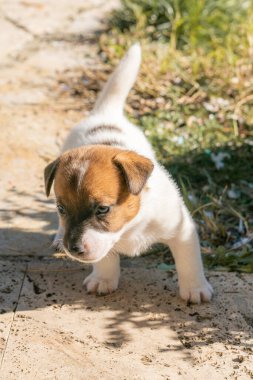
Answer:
[0,147,253,362]
[1,253,253,357]
[0,188,57,256]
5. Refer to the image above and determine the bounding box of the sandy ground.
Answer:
[0,1,253,379]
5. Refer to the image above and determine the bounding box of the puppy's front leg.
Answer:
[83,252,120,295]
[166,212,213,303]
[52,219,65,252]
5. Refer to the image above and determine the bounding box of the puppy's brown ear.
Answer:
[44,158,60,197]
[113,151,154,195]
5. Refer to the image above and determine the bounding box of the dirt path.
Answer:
[0,0,117,256]
[0,1,253,379]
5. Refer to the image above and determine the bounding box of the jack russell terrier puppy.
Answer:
[44,43,213,303]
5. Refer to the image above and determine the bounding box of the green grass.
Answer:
[110,0,252,52]
[100,0,253,271]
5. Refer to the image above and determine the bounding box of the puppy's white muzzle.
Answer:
[67,229,121,263]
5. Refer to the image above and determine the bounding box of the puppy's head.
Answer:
[44,146,154,263]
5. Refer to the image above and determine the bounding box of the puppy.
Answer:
[44,43,213,303]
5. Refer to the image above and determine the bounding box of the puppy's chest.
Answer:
[114,220,161,257]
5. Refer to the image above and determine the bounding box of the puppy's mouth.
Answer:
[63,247,106,264]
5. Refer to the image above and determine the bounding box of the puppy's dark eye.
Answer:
[57,204,66,215]
[96,205,110,216]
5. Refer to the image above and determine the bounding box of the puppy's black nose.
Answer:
[69,244,85,255]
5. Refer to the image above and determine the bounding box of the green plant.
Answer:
[111,0,252,53]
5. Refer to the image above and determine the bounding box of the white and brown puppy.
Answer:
[44,43,213,303]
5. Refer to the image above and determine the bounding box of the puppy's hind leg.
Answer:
[83,251,120,295]
[165,208,213,304]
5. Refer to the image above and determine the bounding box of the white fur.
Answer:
[80,229,121,263]
[60,43,213,303]
[83,251,120,294]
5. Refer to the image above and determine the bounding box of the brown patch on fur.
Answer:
[44,158,60,197]
[113,151,154,195]
[86,125,122,136]
[93,140,125,147]
[46,146,153,244]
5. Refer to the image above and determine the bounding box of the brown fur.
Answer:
[86,125,122,136]
[44,146,153,245]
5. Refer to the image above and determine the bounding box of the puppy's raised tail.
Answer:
[92,43,141,116]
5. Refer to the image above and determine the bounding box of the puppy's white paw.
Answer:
[179,279,213,304]
[83,272,119,295]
